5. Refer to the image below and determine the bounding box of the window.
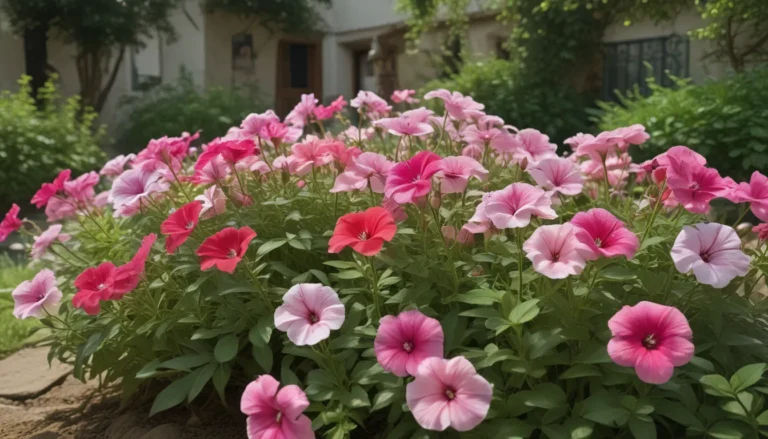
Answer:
[602,34,689,101]
[131,33,162,91]
[288,44,310,89]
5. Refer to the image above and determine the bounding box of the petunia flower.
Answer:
[12,269,62,319]
[384,151,442,204]
[44,197,77,222]
[607,301,694,385]
[73,262,117,315]
[442,225,475,246]
[100,154,135,177]
[665,157,727,214]
[523,223,588,279]
[733,171,768,221]
[195,185,227,219]
[328,207,396,256]
[113,233,157,298]
[192,154,231,185]
[391,89,419,104]
[564,133,595,152]
[428,156,488,194]
[350,91,391,119]
[63,171,100,203]
[670,223,750,288]
[285,93,318,127]
[484,183,557,229]
[286,137,334,175]
[31,224,70,259]
[330,152,394,194]
[527,157,584,198]
[424,89,485,121]
[375,310,444,377]
[219,138,259,165]
[196,226,257,274]
[240,375,314,439]
[571,208,639,260]
[161,201,203,254]
[373,114,434,137]
[31,169,71,208]
[274,283,345,346]
[406,356,493,432]
[511,129,557,166]
[754,223,768,242]
[109,168,170,217]
[240,110,280,138]
[0,204,23,242]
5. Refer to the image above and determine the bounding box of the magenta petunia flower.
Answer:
[406,356,493,432]
[671,223,750,288]
[608,301,694,384]
[31,224,70,259]
[31,169,71,208]
[484,183,557,229]
[384,151,442,204]
[161,202,203,254]
[331,152,394,194]
[73,262,117,315]
[109,168,170,217]
[665,156,726,214]
[113,233,157,298]
[571,208,639,261]
[12,269,62,319]
[511,129,558,166]
[526,157,584,197]
[274,283,345,346]
[733,171,768,221]
[374,310,444,377]
[0,204,23,242]
[240,375,314,439]
[100,154,135,177]
[428,156,488,194]
[523,223,588,279]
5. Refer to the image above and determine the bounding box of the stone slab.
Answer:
[0,347,72,400]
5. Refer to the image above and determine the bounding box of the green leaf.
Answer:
[214,334,239,363]
[707,420,751,439]
[581,394,630,426]
[371,389,398,411]
[150,372,197,416]
[257,239,288,256]
[756,409,768,426]
[519,383,566,409]
[212,364,231,404]
[323,260,359,269]
[248,317,273,348]
[459,308,502,319]
[508,299,540,325]
[639,236,666,251]
[309,269,330,285]
[730,363,766,393]
[159,354,213,371]
[336,270,364,280]
[252,345,273,372]
[629,416,656,439]
[701,374,734,397]
[453,288,504,305]
[654,399,704,429]
[340,385,371,408]
[559,364,602,380]
[188,363,217,403]
[601,266,637,281]
[136,359,161,379]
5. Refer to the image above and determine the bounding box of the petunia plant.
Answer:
[5,88,768,439]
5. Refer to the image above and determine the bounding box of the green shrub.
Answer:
[597,67,768,181]
[116,71,265,153]
[0,76,106,208]
[422,59,593,144]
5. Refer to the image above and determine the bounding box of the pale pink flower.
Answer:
[608,301,693,385]
[577,125,648,159]
[427,156,488,194]
[109,169,170,217]
[564,133,595,152]
[401,107,434,123]
[240,375,314,439]
[484,183,557,229]
[12,269,62,319]
[391,89,419,104]
[31,224,70,259]
[133,132,199,168]
[571,208,638,260]
[523,223,588,279]
[512,129,557,166]
[324,142,362,169]
[236,156,271,174]
[100,154,136,177]
[665,157,727,214]
[195,185,227,219]
[382,197,408,223]
[462,126,519,155]
[424,89,485,121]
[374,115,434,137]
[63,171,99,202]
[45,197,77,222]
[192,154,231,185]
[340,126,375,143]
[286,137,334,175]
[331,152,394,194]
[464,194,494,234]
[384,151,442,204]
[527,157,583,197]
[375,310,444,377]
[285,94,317,127]
[92,191,110,208]
[461,144,483,160]
[350,91,391,119]
[733,171,768,221]
[406,356,492,432]
[241,110,280,137]
[671,223,750,288]
[273,155,290,171]
[260,121,303,147]
[274,283,345,346]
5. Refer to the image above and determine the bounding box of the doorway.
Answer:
[276,40,322,117]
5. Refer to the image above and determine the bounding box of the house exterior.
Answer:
[0,1,732,130]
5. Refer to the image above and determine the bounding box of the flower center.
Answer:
[309,313,319,324]
[403,341,413,353]
[97,283,106,291]
[700,251,711,263]
[445,387,456,400]
[688,182,700,191]
[594,238,602,248]
[186,221,195,229]
[642,333,657,349]
[275,411,282,423]
[551,252,560,262]
[227,249,237,258]
[358,231,368,240]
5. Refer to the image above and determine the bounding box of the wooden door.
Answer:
[276,40,322,117]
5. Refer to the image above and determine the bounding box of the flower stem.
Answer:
[515,229,525,302]
[366,257,382,320]
[640,182,666,243]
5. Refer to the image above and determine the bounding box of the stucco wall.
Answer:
[162,0,207,86]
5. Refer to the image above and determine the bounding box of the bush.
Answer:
[116,72,265,153]
[6,91,768,438]
[0,76,106,208]
[597,67,768,181]
[423,59,593,144]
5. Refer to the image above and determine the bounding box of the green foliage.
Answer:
[0,255,39,355]
[0,76,105,208]
[116,72,265,154]
[204,0,332,33]
[597,67,768,181]
[423,59,591,143]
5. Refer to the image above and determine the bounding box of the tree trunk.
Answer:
[23,24,49,105]
[76,45,126,113]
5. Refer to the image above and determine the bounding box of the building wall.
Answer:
[162,0,207,87]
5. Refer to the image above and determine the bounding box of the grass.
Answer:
[0,254,41,354]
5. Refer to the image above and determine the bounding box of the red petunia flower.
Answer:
[113,233,157,297]
[0,204,23,242]
[31,169,71,208]
[328,207,397,256]
[220,139,259,164]
[161,202,203,254]
[196,226,257,273]
[72,262,116,315]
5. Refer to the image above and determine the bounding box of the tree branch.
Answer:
[95,45,126,113]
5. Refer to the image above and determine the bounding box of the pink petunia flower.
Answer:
[240,375,314,439]
[526,157,584,197]
[374,114,435,137]
[571,208,639,260]
[375,310,444,377]
[218,139,258,165]
[384,151,442,204]
[12,269,62,319]
[649,145,707,184]
[259,121,303,148]
[112,233,157,298]
[195,185,227,219]
[461,144,483,160]
[323,142,362,169]
[523,223,588,279]
[350,91,391,119]
[134,132,199,168]
[511,129,558,166]
[31,169,71,208]
[237,156,271,175]
[192,154,231,185]
[733,171,768,221]
[109,169,170,217]
[464,193,494,234]
[462,125,519,155]
[754,223,768,242]
[340,126,376,143]
[285,94,318,127]
[44,197,77,222]
[100,154,136,177]
[0,204,23,242]
[391,89,419,104]
[274,283,345,346]
[63,171,100,203]
[564,133,595,152]
[484,183,557,229]
[31,224,70,259]
[331,152,394,194]
[577,125,648,160]
[241,110,280,138]
[424,89,485,121]
[427,156,488,194]
[406,356,493,432]
[665,156,727,214]
[286,137,334,175]
[608,301,694,385]
[670,223,750,288]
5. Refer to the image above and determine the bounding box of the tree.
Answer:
[204,0,332,34]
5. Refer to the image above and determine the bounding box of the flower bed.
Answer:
[3,89,768,438]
